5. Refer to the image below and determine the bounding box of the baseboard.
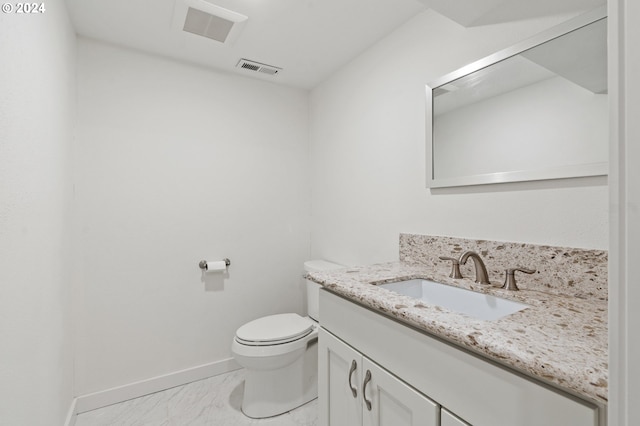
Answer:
[75,358,241,414]
[64,397,77,426]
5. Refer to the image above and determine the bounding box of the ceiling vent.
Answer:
[236,59,282,76]
[172,0,248,46]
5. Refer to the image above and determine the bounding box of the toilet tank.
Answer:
[304,260,344,321]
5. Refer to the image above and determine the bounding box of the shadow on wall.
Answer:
[201,270,229,292]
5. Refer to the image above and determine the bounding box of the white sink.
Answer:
[379,279,529,321]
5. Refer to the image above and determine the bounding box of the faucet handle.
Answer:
[439,256,463,279]
[501,267,536,291]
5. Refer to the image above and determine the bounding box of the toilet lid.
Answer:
[236,313,314,346]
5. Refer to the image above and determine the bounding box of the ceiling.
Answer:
[64,0,605,90]
[65,0,426,89]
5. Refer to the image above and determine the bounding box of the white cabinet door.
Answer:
[441,408,471,426]
[362,358,439,426]
[320,328,439,426]
[319,328,363,426]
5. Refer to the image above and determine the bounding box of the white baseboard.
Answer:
[75,358,241,415]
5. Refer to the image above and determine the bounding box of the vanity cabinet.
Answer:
[319,289,602,426]
[441,409,470,426]
[319,328,439,426]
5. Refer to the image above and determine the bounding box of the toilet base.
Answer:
[241,340,318,418]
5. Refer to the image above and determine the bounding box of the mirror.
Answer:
[427,7,607,188]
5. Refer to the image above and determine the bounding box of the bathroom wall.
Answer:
[74,39,310,394]
[0,4,76,425]
[309,9,609,267]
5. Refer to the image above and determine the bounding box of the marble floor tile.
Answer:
[75,369,318,426]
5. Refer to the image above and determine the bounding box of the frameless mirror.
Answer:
[427,7,607,188]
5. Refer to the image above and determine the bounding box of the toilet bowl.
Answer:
[232,313,319,418]
[231,260,343,419]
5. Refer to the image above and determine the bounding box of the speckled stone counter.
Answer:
[308,235,608,406]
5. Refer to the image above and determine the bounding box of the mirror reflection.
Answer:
[429,15,607,188]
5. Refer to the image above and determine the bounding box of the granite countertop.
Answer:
[308,261,608,405]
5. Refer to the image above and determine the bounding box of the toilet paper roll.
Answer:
[203,260,227,272]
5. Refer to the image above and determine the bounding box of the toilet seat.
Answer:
[235,313,315,346]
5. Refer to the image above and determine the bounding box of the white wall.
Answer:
[0,4,76,426]
[74,39,310,395]
[309,9,609,267]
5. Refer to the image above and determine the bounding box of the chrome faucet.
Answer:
[459,251,491,285]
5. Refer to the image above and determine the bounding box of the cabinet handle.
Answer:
[363,370,372,411]
[348,360,358,398]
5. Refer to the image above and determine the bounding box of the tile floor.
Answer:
[75,369,318,426]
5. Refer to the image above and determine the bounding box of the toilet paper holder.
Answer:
[199,258,231,270]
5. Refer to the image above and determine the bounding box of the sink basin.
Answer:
[379,279,529,321]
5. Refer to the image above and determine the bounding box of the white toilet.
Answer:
[231,259,343,418]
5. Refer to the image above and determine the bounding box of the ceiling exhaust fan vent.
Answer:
[236,59,282,76]
[173,0,248,46]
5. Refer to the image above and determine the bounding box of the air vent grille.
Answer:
[241,62,260,71]
[236,59,282,76]
[258,67,279,75]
